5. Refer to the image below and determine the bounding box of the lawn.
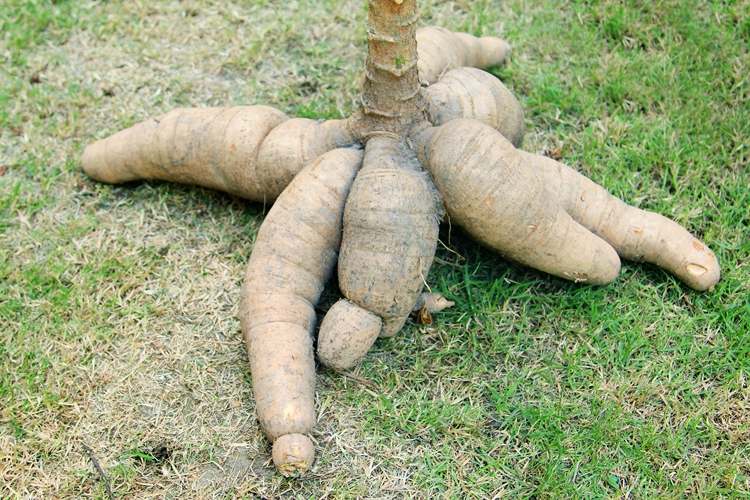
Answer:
[1,0,748,497]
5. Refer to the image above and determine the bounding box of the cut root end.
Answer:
[272,434,315,476]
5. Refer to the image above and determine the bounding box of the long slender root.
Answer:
[419,119,720,290]
[82,106,353,201]
[240,147,363,474]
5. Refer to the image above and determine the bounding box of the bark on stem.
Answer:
[361,0,422,133]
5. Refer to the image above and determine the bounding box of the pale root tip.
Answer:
[80,143,99,178]
[682,245,721,291]
[81,141,120,184]
[480,36,511,66]
[602,248,623,285]
[580,244,621,286]
[81,139,138,184]
[272,434,315,476]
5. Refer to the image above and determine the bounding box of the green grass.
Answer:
[1,0,748,497]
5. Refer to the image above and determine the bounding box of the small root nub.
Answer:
[272,434,315,476]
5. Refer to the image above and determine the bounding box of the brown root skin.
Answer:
[417,27,511,85]
[82,106,284,197]
[317,299,382,371]
[337,136,441,338]
[423,67,525,146]
[82,106,354,202]
[256,118,356,199]
[422,119,622,284]
[421,119,720,290]
[240,148,362,453]
[526,152,720,291]
[272,434,315,476]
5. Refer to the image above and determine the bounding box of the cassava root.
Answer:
[315,136,440,371]
[333,135,440,337]
[82,0,720,476]
[423,67,525,146]
[417,119,720,290]
[240,147,362,473]
[417,26,511,85]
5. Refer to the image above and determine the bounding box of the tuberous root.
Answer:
[420,119,720,291]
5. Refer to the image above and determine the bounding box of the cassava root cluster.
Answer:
[82,0,720,476]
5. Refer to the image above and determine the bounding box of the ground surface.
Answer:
[1,0,749,497]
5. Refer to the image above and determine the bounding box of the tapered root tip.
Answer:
[480,37,511,66]
[680,240,721,291]
[81,140,129,184]
[272,434,315,476]
[596,249,622,285]
[573,241,621,286]
[81,142,105,180]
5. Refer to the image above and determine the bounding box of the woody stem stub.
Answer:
[360,0,423,134]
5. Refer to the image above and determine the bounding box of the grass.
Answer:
[1,0,748,497]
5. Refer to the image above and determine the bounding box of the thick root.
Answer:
[423,67,525,146]
[337,136,440,339]
[272,434,315,476]
[317,299,382,371]
[256,118,355,198]
[420,119,719,290]
[526,153,721,291]
[422,119,620,284]
[82,106,353,201]
[240,148,362,465]
[417,27,511,85]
